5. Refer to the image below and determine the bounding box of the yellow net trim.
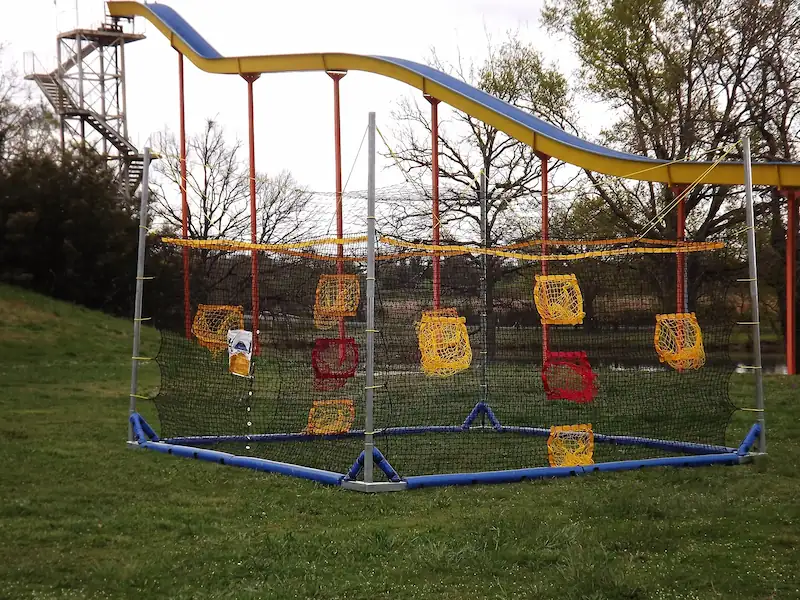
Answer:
[191,304,244,354]
[534,274,585,325]
[305,399,355,435]
[381,237,724,261]
[422,307,459,317]
[163,236,367,251]
[502,236,710,249]
[416,308,472,377]
[654,313,706,371]
[547,424,595,467]
[313,275,360,330]
[161,236,724,262]
[162,236,466,262]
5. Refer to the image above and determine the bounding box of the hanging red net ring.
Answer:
[542,351,597,403]
[312,337,359,384]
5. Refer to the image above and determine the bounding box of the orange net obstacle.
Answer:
[416,308,473,377]
[547,424,595,467]
[654,313,706,371]
[191,304,245,354]
[534,274,585,325]
[305,399,356,435]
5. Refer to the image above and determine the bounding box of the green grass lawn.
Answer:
[1,283,799,599]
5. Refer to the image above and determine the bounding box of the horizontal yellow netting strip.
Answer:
[503,236,711,249]
[162,236,367,251]
[381,237,724,261]
[161,236,469,262]
[161,235,724,261]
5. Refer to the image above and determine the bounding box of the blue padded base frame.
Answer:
[130,413,345,486]
[404,452,745,489]
[129,413,761,491]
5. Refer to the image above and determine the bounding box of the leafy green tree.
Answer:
[0,150,140,315]
[543,0,799,336]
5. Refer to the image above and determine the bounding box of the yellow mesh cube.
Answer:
[416,308,472,377]
[534,274,585,325]
[305,399,355,435]
[547,424,594,467]
[191,304,245,354]
[314,274,360,329]
[654,313,706,371]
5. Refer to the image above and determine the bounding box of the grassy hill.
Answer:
[0,283,798,599]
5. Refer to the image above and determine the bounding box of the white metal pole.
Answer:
[742,136,766,454]
[129,147,151,443]
[364,113,376,482]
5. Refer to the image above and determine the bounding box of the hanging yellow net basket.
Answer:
[191,304,245,354]
[534,274,585,325]
[547,424,595,467]
[654,313,706,371]
[313,274,361,329]
[305,399,355,435]
[416,308,472,377]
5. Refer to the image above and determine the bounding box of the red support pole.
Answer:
[243,73,261,355]
[673,186,687,313]
[178,52,191,340]
[425,95,441,309]
[787,190,797,375]
[539,153,549,363]
[328,71,347,342]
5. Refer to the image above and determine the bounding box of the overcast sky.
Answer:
[3,0,602,202]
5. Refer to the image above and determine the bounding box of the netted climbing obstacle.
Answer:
[654,313,706,371]
[416,308,473,377]
[534,274,585,325]
[547,424,595,468]
[191,304,244,354]
[127,225,764,491]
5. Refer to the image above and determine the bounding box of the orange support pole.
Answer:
[539,153,549,363]
[425,95,441,309]
[672,186,688,313]
[178,52,191,340]
[243,73,260,355]
[787,190,797,375]
[328,71,347,342]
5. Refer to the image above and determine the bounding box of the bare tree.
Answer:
[255,170,319,245]
[151,119,249,240]
[383,33,575,247]
[0,46,56,160]
[379,35,575,356]
[149,118,319,311]
[150,118,317,244]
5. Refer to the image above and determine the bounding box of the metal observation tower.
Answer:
[25,12,145,198]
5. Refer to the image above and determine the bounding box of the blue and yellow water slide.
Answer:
[107,1,800,187]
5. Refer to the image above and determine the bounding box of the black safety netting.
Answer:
[144,233,737,479]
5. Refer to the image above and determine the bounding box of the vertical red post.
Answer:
[674,185,687,313]
[243,74,260,355]
[675,188,686,313]
[178,52,191,339]
[787,190,797,375]
[328,71,347,342]
[539,153,549,363]
[425,95,441,309]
